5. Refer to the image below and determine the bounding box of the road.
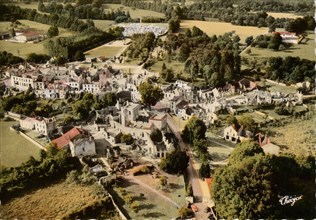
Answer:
[167,115,213,219]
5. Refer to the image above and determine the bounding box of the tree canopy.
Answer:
[182,116,207,144]
[138,82,164,107]
[211,140,315,219]
[159,150,189,174]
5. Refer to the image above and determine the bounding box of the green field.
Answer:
[85,46,125,58]
[91,20,116,31]
[104,4,165,19]
[0,20,74,58]
[241,34,316,61]
[0,120,41,167]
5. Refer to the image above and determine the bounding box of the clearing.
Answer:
[104,4,165,19]
[0,120,41,167]
[180,20,284,43]
[1,180,102,219]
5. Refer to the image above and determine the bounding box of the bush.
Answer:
[132,165,151,176]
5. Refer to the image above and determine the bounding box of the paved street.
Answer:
[167,115,213,219]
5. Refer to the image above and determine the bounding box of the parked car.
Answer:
[191,204,198,212]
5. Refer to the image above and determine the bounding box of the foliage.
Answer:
[211,140,315,219]
[0,51,24,67]
[274,103,294,115]
[124,32,155,61]
[159,150,189,174]
[285,16,315,33]
[0,145,81,202]
[150,128,163,143]
[120,133,133,145]
[199,162,211,179]
[211,154,276,219]
[47,25,59,38]
[159,176,168,188]
[178,206,194,219]
[74,50,85,61]
[186,182,193,197]
[26,53,50,63]
[182,116,207,144]
[265,56,315,84]
[228,140,264,165]
[238,115,256,131]
[252,33,282,51]
[1,92,37,116]
[138,82,164,107]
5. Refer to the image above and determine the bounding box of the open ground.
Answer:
[0,120,41,167]
[1,180,101,219]
[266,12,303,19]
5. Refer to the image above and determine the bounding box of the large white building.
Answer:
[20,116,57,136]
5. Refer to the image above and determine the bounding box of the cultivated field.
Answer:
[241,34,316,61]
[267,12,303,19]
[180,20,284,43]
[1,180,101,219]
[104,4,165,19]
[0,120,41,167]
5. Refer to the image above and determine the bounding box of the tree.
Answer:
[159,150,189,174]
[10,28,16,37]
[211,154,275,219]
[47,26,59,38]
[121,133,133,145]
[159,176,168,188]
[228,140,264,165]
[245,36,253,46]
[178,206,194,219]
[138,82,164,107]
[199,162,211,179]
[74,50,85,61]
[150,129,163,143]
[186,182,193,196]
[182,116,207,144]
[238,115,256,131]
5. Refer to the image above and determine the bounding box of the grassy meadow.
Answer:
[266,12,303,19]
[0,120,41,167]
[1,180,102,219]
[90,19,116,31]
[0,20,74,58]
[85,46,125,58]
[241,34,316,61]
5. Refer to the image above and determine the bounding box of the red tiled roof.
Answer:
[52,127,83,149]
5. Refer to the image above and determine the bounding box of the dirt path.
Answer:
[125,176,180,208]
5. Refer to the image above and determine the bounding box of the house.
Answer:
[69,137,96,157]
[149,113,167,130]
[224,125,251,143]
[238,78,257,91]
[0,32,10,40]
[274,32,300,44]
[20,116,57,136]
[14,31,44,43]
[52,127,89,149]
[257,133,280,156]
[100,127,122,145]
[120,101,141,126]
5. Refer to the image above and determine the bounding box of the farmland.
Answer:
[0,120,41,167]
[90,19,116,31]
[104,4,165,19]
[1,180,103,219]
[180,20,284,43]
[84,40,128,58]
[266,12,303,19]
